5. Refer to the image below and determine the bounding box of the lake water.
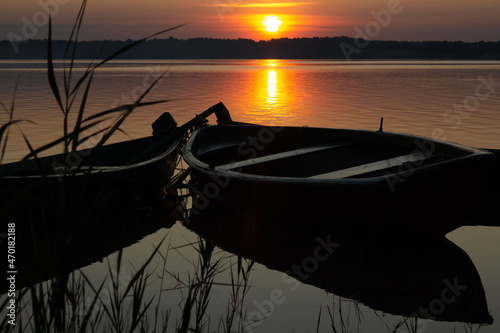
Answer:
[1,59,500,332]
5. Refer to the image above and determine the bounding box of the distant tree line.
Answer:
[1,37,499,60]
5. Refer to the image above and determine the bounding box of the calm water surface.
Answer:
[1,60,500,161]
[1,60,500,332]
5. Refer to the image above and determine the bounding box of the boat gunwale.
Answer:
[0,135,183,180]
[183,124,494,186]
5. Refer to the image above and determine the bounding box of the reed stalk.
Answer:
[220,256,254,333]
[21,0,183,166]
[0,79,25,165]
[0,1,258,332]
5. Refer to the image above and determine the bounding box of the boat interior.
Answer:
[191,125,479,179]
[0,136,175,177]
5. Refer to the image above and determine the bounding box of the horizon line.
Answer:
[2,36,500,44]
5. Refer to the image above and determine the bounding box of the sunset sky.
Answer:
[1,0,500,42]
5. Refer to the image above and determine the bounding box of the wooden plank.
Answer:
[218,142,353,170]
[309,153,429,179]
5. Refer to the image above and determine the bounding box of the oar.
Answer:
[126,102,232,165]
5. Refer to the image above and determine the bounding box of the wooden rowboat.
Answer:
[183,123,497,242]
[0,103,230,219]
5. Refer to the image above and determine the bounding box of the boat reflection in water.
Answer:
[185,202,494,326]
[0,196,182,293]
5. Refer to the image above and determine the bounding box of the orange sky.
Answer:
[1,0,500,41]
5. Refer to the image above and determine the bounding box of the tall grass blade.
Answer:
[79,272,106,332]
[47,16,64,114]
[20,119,105,161]
[0,120,22,164]
[95,24,187,68]
[0,100,8,114]
[82,99,173,123]
[74,122,131,150]
[121,237,166,300]
[69,24,185,98]
[65,0,87,57]
[64,0,88,96]
[8,80,17,122]
[72,71,94,151]
[20,132,42,170]
[153,234,172,332]
[76,125,111,148]
[92,72,168,149]
[316,303,322,333]
[130,282,155,332]
[0,78,18,163]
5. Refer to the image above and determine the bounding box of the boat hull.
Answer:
[184,125,496,242]
[0,135,182,221]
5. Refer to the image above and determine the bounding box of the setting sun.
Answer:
[262,16,282,33]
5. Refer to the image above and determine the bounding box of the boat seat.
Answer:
[218,142,353,170]
[308,153,431,179]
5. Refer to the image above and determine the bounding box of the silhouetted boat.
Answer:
[0,195,183,293]
[183,123,497,241]
[0,102,230,218]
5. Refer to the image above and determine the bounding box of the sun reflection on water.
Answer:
[266,69,278,105]
[266,59,277,67]
[229,59,314,125]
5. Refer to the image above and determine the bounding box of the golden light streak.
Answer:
[267,69,278,104]
[266,59,277,67]
[239,60,309,124]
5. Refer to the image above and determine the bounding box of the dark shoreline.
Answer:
[1,37,500,60]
